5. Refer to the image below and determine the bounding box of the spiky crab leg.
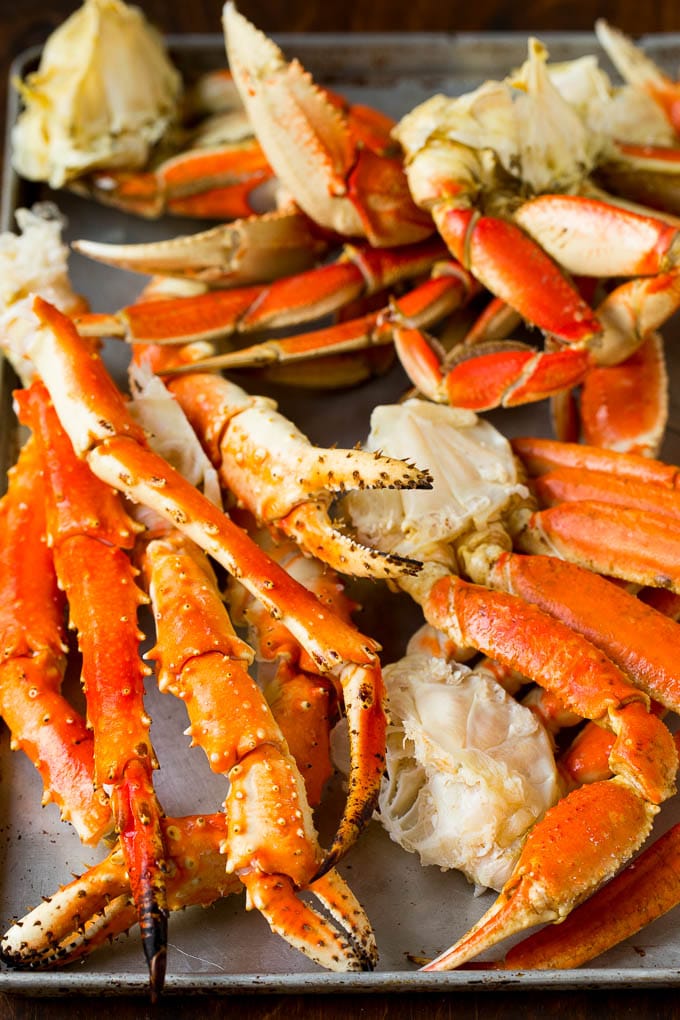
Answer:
[227,525,347,807]
[0,435,112,844]
[9,297,388,871]
[159,368,432,581]
[75,238,448,345]
[223,3,433,247]
[16,380,169,995]
[138,524,376,969]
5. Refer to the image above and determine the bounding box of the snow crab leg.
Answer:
[3,296,392,876]
[74,237,450,346]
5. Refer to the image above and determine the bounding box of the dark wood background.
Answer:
[3,0,680,1017]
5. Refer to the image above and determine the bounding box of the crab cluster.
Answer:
[3,0,680,997]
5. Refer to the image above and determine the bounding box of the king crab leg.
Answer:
[0,434,112,844]
[15,380,169,996]
[136,520,377,970]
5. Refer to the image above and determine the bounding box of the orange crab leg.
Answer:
[512,436,680,486]
[530,465,680,522]
[163,263,477,377]
[488,552,680,713]
[414,572,676,968]
[75,238,448,345]
[139,525,377,969]
[580,332,668,456]
[16,381,169,995]
[73,138,274,220]
[423,778,659,971]
[428,207,602,344]
[0,437,111,845]
[493,818,680,971]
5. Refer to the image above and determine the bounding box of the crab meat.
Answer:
[12,0,181,189]
[378,653,561,893]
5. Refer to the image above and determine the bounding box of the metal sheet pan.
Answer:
[3,30,680,996]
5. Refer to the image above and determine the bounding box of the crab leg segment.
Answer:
[493,783,680,969]
[16,298,386,868]
[511,436,680,589]
[163,262,477,378]
[15,380,168,994]
[223,3,433,247]
[513,195,680,277]
[72,137,274,220]
[73,209,332,288]
[488,552,680,712]
[394,330,592,409]
[228,529,349,807]
[138,527,375,969]
[0,436,111,845]
[75,238,448,345]
[423,779,657,971]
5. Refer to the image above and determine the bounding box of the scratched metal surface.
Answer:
[2,31,680,996]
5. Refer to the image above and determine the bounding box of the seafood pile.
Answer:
[4,0,680,997]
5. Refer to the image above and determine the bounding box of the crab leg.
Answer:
[227,524,359,807]
[73,208,332,288]
[71,137,275,220]
[15,380,169,994]
[137,524,376,969]
[75,238,448,345]
[510,437,680,589]
[0,435,112,845]
[8,296,389,870]
[161,262,477,377]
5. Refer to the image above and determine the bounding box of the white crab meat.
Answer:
[12,0,181,188]
[0,206,86,384]
[345,399,527,569]
[379,653,561,892]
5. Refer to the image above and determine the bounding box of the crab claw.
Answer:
[223,3,433,246]
[422,778,659,970]
[164,370,433,580]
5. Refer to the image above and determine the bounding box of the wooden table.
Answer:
[2,2,680,1018]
